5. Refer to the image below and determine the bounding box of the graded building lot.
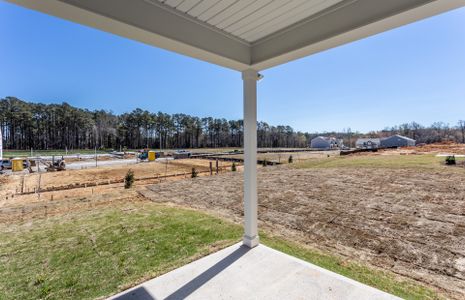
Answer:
[220,150,339,164]
[1,148,465,299]
[141,154,465,299]
[0,159,232,205]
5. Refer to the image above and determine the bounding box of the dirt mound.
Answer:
[405,143,465,154]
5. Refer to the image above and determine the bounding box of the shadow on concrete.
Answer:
[164,245,250,300]
[113,286,157,300]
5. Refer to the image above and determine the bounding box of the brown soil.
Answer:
[0,159,232,203]
[0,188,144,226]
[222,150,339,163]
[404,142,465,154]
[141,165,465,299]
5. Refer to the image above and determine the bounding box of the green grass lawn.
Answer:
[294,153,464,171]
[0,202,441,300]
[0,203,242,300]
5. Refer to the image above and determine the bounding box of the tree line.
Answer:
[1,97,464,151]
[0,97,309,150]
[328,121,465,148]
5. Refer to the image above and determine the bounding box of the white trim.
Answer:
[143,0,250,46]
[6,0,250,70]
[251,0,465,70]
[6,0,465,71]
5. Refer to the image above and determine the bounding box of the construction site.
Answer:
[0,149,239,203]
[1,143,465,299]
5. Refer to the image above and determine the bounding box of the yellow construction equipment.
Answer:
[148,151,156,161]
[11,158,24,172]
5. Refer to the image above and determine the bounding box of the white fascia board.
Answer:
[251,0,465,71]
[6,0,465,72]
[6,0,251,71]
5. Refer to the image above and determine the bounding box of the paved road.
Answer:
[62,158,139,170]
[1,158,175,174]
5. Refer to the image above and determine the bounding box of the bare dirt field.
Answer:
[0,188,142,225]
[0,159,233,204]
[141,162,465,299]
[410,142,465,154]
[220,150,339,164]
[380,142,465,155]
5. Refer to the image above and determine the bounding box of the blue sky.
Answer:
[0,1,464,133]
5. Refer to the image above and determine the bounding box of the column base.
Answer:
[243,235,259,248]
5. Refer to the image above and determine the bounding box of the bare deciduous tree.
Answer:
[458,120,465,144]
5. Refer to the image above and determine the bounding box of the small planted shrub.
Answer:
[124,169,135,189]
[288,155,293,164]
[262,159,267,167]
[445,155,456,165]
[191,167,198,178]
[231,162,237,172]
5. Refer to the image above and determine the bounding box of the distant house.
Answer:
[310,136,343,149]
[380,135,415,148]
[355,138,381,149]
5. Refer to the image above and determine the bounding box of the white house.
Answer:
[310,136,343,149]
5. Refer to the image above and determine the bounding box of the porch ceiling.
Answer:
[6,0,465,71]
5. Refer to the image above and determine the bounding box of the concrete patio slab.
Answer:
[108,243,400,300]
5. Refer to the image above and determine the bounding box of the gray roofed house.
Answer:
[310,136,343,150]
[380,135,416,148]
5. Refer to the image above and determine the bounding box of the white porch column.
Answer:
[242,69,259,248]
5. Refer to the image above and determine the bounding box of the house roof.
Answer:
[7,0,465,71]
[384,134,416,142]
[312,136,338,141]
[356,138,381,143]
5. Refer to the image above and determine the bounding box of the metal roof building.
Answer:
[381,134,416,148]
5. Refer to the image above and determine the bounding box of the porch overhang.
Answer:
[6,0,465,71]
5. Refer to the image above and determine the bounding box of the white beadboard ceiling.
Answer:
[152,0,345,43]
